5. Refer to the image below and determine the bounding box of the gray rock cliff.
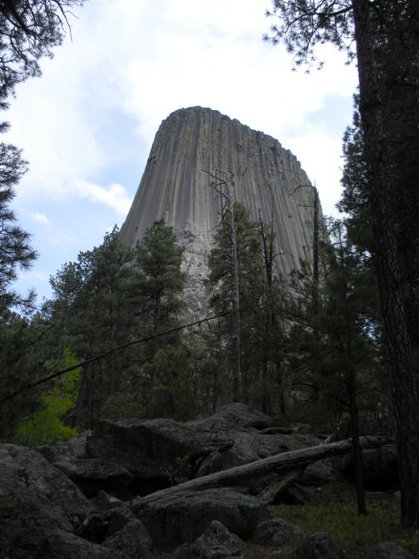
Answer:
[120,107,318,312]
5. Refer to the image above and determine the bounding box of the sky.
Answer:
[7,0,358,305]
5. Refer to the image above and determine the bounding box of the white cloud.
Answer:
[285,129,345,216]
[76,180,133,216]
[7,0,357,207]
[6,0,359,300]
[27,212,51,226]
[45,230,81,247]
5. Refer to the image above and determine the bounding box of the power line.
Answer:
[0,311,231,405]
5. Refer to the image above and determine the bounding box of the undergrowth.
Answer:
[270,497,419,558]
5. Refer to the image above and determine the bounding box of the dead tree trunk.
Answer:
[135,438,384,506]
[227,174,242,402]
[203,169,242,402]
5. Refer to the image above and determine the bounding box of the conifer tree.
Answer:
[47,227,139,424]
[130,220,191,418]
[320,220,385,515]
[285,219,387,513]
[266,0,419,527]
[0,0,85,312]
[206,201,285,410]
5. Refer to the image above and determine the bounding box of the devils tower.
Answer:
[120,106,318,312]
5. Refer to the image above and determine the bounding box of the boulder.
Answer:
[38,529,128,559]
[253,517,306,547]
[90,490,123,510]
[191,405,319,477]
[366,541,416,559]
[39,434,132,498]
[302,458,339,484]
[86,404,319,494]
[174,520,246,559]
[80,503,135,544]
[130,487,270,551]
[52,458,133,497]
[86,416,233,491]
[78,503,153,558]
[103,518,152,559]
[38,432,89,462]
[189,403,273,431]
[0,444,91,559]
[290,532,341,559]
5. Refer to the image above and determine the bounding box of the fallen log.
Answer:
[135,438,381,505]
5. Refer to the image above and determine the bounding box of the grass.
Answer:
[269,496,419,558]
[152,493,419,559]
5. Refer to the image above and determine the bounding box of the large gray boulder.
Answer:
[38,529,128,559]
[80,504,152,559]
[52,457,133,498]
[366,541,416,559]
[80,503,136,544]
[174,520,246,559]
[39,432,134,498]
[290,532,342,559]
[103,518,152,559]
[39,432,135,498]
[86,404,319,495]
[0,444,92,559]
[86,415,233,485]
[189,403,273,431]
[130,487,270,551]
[38,432,89,462]
[191,404,319,477]
[253,517,306,547]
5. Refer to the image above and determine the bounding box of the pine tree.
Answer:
[266,0,419,527]
[320,220,386,515]
[0,0,85,311]
[0,311,45,438]
[0,0,86,101]
[0,144,36,314]
[206,201,285,410]
[47,227,139,425]
[130,220,191,418]
[285,219,387,513]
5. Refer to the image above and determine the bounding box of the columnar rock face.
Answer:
[120,107,317,312]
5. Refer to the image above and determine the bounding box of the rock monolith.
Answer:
[120,107,318,313]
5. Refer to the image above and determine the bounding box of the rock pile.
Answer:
[0,404,407,559]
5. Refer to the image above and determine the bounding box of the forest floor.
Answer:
[258,484,419,559]
[151,484,419,558]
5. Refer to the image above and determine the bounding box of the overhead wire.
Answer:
[0,310,232,405]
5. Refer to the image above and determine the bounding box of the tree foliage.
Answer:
[266,0,419,528]
[129,220,191,419]
[0,311,45,438]
[0,1,87,422]
[206,201,286,412]
[45,222,193,423]
[0,0,86,101]
[15,348,79,445]
[0,0,86,314]
[0,144,36,313]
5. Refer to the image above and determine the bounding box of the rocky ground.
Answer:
[1,404,415,559]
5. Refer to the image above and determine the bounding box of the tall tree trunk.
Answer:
[352,0,419,527]
[228,181,242,402]
[348,366,367,515]
[311,186,321,403]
